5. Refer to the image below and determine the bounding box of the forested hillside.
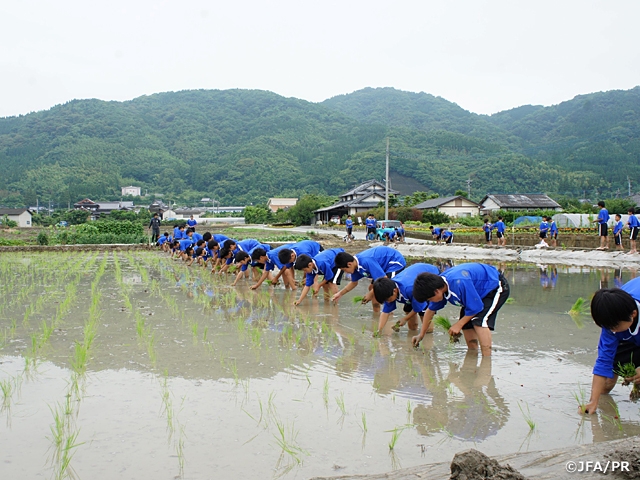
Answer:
[0,86,638,207]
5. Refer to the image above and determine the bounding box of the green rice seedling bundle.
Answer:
[433,315,461,343]
[614,360,640,401]
[568,297,589,317]
[352,296,364,304]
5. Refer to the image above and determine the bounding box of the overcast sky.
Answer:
[1,0,638,118]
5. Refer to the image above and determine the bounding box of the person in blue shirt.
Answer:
[157,232,171,251]
[613,214,624,250]
[547,216,559,247]
[187,215,197,231]
[411,263,510,356]
[217,239,262,274]
[345,215,354,242]
[581,278,640,414]
[292,248,345,305]
[429,226,443,244]
[441,228,454,245]
[331,246,406,311]
[538,217,549,248]
[250,243,296,290]
[493,216,506,247]
[228,243,272,286]
[397,222,406,243]
[593,201,610,250]
[365,214,377,241]
[372,263,440,335]
[187,229,203,244]
[627,208,639,254]
[482,219,493,246]
[173,224,186,240]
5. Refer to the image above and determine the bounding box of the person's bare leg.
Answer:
[463,329,479,350]
[473,325,493,356]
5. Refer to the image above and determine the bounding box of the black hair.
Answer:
[498,216,503,220]
[483,218,489,223]
[235,251,250,263]
[223,239,236,249]
[429,225,434,230]
[171,240,179,247]
[218,247,232,259]
[196,239,205,247]
[591,288,637,330]
[207,240,218,250]
[153,213,159,216]
[294,254,313,270]
[185,246,194,255]
[615,213,622,219]
[163,232,169,236]
[278,248,294,265]
[334,252,355,268]
[186,227,194,234]
[598,201,606,208]
[413,273,446,302]
[178,225,185,230]
[251,248,267,261]
[202,232,212,241]
[372,277,396,304]
[195,247,204,256]
[629,208,636,214]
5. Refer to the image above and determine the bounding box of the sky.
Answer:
[1,0,639,118]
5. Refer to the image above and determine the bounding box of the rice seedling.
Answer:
[573,383,588,411]
[272,419,308,465]
[360,412,368,433]
[433,315,461,343]
[568,297,589,317]
[388,428,402,450]
[323,377,329,408]
[352,296,364,304]
[335,392,346,415]
[202,326,208,342]
[505,298,515,304]
[0,377,14,411]
[518,401,536,431]
[614,359,640,400]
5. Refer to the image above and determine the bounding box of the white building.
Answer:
[267,198,298,212]
[413,195,481,217]
[313,180,399,223]
[121,186,141,197]
[0,208,33,227]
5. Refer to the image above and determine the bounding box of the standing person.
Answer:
[331,246,406,311]
[538,216,549,248]
[483,219,493,246]
[580,278,640,414]
[365,214,377,241]
[372,263,440,335]
[593,201,610,250]
[345,215,354,242]
[493,216,506,247]
[548,216,559,247]
[628,208,639,254]
[148,213,162,243]
[411,263,510,356]
[613,214,624,251]
[187,215,197,231]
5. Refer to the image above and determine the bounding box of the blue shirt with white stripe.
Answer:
[282,240,322,269]
[241,243,272,272]
[350,246,406,282]
[597,208,610,225]
[304,248,344,286]
[265,243,295,272]
[382,263,440,314]
[628,215,640,229]
[427,263,501,317]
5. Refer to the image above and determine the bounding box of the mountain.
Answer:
[0,86,638,208]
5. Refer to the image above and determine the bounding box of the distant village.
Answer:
[2,179,637,229]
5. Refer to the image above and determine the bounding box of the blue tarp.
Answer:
[513,216,542,226]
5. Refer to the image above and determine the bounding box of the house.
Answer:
[73,198,135,219]
[148,200,170,217]
[314,179,399,224]
[0,208,33,227]
[121,186,141,197]
[267,198,298,212]
[480,194,562,213]
[173,208,204,220]
[413,195,481,218]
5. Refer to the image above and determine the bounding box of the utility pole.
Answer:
[385,138,390,220]
[466,176,473,198]
[628,176,632,197]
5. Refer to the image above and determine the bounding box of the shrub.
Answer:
[93,220,143,236]
[36,232,49,245]
[422,210,450,225]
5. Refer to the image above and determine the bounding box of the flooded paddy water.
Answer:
[1,251,640,479]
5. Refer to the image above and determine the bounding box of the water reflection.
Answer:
[413,349,508,443]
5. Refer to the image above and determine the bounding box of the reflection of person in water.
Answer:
[413,352,509,442]
[539,266,558,290]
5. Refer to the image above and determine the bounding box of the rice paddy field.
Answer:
[1,252,640,479]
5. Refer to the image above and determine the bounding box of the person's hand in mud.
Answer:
[412,334,422,348]
[331,291,342,303]
[362,290,375,304]
[580,401,598,415]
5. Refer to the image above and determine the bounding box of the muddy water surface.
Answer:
[0,252,639,479]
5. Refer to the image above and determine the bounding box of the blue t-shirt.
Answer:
[549,221,558,234]
[539,221,549,233]
[346,219,353,228]
[427,263,501,317]
[265,243,295,272]
[483,223,492,233]
[187,219,197,227]
[191,232,203,243]
[158,236,171,246]
[613,220,624,235]
[432,227,442,237]
[597,208,610,225]
[442,230,453,240]
[366,218,376,228]
[350,246,406,282]
[213,234,229,244]
[304,248,344,286]
[494,221,505,234]
[179,239,193,251]
[593,277,640,378]
[382,263,440,314]
[628,215,640,229]
[241,243,272,271]
[284,241,323,269]
[174,227,186,240]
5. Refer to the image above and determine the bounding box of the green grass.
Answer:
[518,401,536,431]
